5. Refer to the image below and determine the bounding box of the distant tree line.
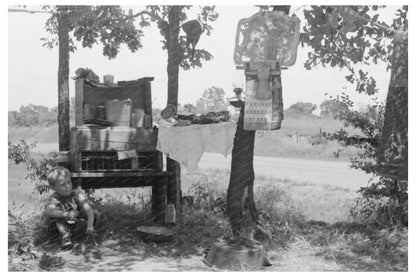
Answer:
[9,98,76,127]
[178,86,228,115]
[9,96,363,127]
[284,99,350,117]
[9,105,57,127]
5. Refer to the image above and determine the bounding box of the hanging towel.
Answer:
[156,122,237,171]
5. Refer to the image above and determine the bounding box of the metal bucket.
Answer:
[105,99,132,126]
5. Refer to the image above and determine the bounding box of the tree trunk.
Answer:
[226,5,289,240]
[57,7,71,151]
[166,6,182,107]
[378,30,408,181]
[166,6,182,223]
[227,104,258,239]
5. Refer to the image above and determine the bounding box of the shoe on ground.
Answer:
[61,236,73,249]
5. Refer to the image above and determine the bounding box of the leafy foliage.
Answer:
[41,5,143,59]
[326,99,382,172]
[323,94,407,226]
[300,5,407,95]
[285,102,317,116]
[8,105,57,127]
[195,86,228,114]
[139,5,218,70]
[8,140,58,194]
[319,98,349,117]
[298,5,408,226]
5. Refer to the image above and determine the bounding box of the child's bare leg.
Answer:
[55,222,72,248]
[55,222,70,237]
[93,209,102,227]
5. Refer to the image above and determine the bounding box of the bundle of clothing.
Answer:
[175,111,231,126]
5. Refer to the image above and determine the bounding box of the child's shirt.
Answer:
[44,187,86,216]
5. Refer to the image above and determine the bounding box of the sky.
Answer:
[7,4,401,113]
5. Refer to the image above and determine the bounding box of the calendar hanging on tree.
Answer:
[234,11,300,130]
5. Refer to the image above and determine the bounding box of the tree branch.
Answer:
[8,8,52,14]
[108,9,167,29]
[129,10,162,22]
[330,37,359,79]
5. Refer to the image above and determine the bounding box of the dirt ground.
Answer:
[9,237,346,272]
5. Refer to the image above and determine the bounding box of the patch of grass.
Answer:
[299,222,408,271]
[254,136,361,161]
[254,184,305,249]
[253,115,362,161]
[8,125,58,144]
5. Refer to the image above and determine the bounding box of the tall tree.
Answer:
[56,6,70,151]
[286,102,317,116]
[227,5,408,238]
[377,30,407,181]
[319,99,349,117]
[195,86,228,114]
[227,5,291,239]
[137,5,218,217]
[138,6,218,106]
[301,5,408,218]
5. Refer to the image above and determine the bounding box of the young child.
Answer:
[44,166,100,248]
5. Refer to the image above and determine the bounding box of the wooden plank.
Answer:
[154,151,163,171]
[76,140,156,151]
[131,157,139,170]
[71,126,158,151]
[117,149,138,160]
[70,129,81,172]
[71,176,166,189]
[167,157,182,225]
[75,79,84,126]
[143,81,153,126]
[152,177,167,223]
[71,171,172,178]
[73,178,83,189]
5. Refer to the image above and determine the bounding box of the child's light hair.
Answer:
[47,166,71,187]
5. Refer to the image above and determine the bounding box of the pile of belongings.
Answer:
[177,111,231,125]
[72,67,100,83]
[161,104,230,126]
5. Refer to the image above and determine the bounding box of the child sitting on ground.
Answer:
[43,166,100,248]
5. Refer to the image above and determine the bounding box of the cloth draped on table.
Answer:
[156,122,237,171]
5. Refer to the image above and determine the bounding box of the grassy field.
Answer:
[8,159,407,271]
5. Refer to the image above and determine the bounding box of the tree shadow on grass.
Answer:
[28,201,229,271]
[297,221,408,271]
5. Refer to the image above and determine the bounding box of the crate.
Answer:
[73,150,163,172]
[80,151,137,171]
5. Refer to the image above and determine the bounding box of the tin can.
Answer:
[143,115,152,128]
[131,108,144,128]
[103,75,114,86]
[83,104,93,121]
[95,106,106,121]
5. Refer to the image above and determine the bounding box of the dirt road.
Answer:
[199,152,371,190]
